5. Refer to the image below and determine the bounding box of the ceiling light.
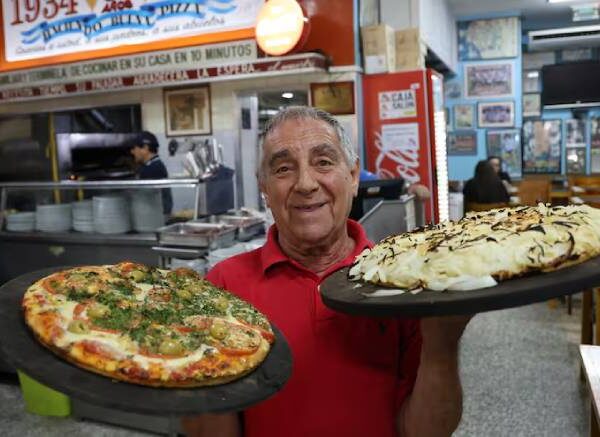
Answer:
[282,92,294,99]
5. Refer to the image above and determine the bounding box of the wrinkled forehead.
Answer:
[262,117,341,153]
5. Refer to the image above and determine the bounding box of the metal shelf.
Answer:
[0,179,199,190]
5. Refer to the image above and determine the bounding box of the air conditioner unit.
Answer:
[528,25,600,50]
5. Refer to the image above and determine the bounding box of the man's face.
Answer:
[489,158,501,174]
[260,117,359,246]
[130,145,147,164]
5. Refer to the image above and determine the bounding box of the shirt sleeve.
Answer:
[395,319,422,410]
[205,265,226,288]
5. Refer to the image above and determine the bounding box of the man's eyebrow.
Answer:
[311,143,340,159]
[268,149,291,168]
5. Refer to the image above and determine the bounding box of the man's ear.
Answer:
[350,160,360,197]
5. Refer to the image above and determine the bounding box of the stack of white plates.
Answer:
[5,212,35,232]
[130,190,164,232]
[93,195,131,234]
[72,200,94,233]
[36,204,72,232]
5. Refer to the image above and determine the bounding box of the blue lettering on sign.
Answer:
[19,0,237,45]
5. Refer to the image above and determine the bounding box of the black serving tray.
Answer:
[320,258,600,317]
[0,267,292,416]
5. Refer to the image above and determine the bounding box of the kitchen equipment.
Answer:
[130,190,164,232]
[36,204,72,232]
[218,214,265,242]
[156,222,236,249]
[92,195,131,234]
[72,200,94,233]
[5,212,35,232]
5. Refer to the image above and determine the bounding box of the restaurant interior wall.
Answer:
[522,47,600,176]
[445,11,523,181]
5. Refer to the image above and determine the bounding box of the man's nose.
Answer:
[295,165,319,193]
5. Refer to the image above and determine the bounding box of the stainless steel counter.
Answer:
[0,231,156,246]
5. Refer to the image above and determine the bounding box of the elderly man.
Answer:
[184,106,469,437]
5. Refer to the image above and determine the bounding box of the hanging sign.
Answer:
[1,0,264,62]
[255,0,306,56]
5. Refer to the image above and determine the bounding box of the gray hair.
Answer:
[257,106,358,181]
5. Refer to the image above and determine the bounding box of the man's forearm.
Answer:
[397,341,464,436]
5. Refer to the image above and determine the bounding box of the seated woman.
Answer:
[463,160,510,212]
[488,155,516,193]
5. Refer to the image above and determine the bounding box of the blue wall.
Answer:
[445,12,522,181]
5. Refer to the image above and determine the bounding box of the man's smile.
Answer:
[292,201,328,212]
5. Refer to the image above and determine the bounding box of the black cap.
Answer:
[132,131,159,151]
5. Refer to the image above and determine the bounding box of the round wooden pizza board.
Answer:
[320,257,600,317]
[0,267,292,415]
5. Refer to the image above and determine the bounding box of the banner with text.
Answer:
[0,39,257,89]
[2,0,263,61]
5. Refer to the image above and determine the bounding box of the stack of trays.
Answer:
[5,212,35,232]
[130,190,164,232]
[93,196,131,234]
[72,200,94,233]
[36,204,72,233]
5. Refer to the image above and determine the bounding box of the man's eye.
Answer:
[275,166,290,174]
[317,159,333,167]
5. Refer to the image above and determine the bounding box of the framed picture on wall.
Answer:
[457,17,518,60]
[164,86,212,137]
[522,120,562,174]
[310,81,355,115]
[522,70,541,93]
[591,148,600,173]
[477,101,514,128]
[453,104,475,129]
[592,118,600,148]
[445,81,461,100]
[447,131,477,156]
[522,94,541,117]
[486,129,522,179]
[566,148,586,174]
[566,119,586,148]
[464,62,513,98]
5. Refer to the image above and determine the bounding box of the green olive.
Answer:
[213,296,229,312]
[176,288,192,300]
[210,321,228,340]
[87,303,110,319]
[129,270,147,282]
[158,339,184,355]
[67,320,90,334]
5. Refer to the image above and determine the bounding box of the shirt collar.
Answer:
[259,219,372,274]
[144,155,160,166]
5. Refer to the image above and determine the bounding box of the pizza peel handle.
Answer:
[320,259,600,317]
[0,267,293,416]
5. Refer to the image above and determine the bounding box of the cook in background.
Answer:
[130,131,173,216]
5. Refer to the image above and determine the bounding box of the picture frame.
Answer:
[565,119,586,148]
[561,48,593,62]
[591,148,600,174]
[453,104,475,129]
[464,62,513,98]
[522,70,541,93]
[477,101,514,128]
[486,129,522,179]
[458,17,518,61]
[522,94,541,117]
[445,81,461,100]
[592,118,600,148]
[523,51,556,70]
[310,81,355,115]
[447,131,478,156]
[522,120,562,174]
[164,86,212,137]
[566,147,586,174]
[445,107,453,132]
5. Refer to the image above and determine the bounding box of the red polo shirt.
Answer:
[206,220,422,437]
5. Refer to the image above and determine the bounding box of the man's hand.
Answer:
[398,315,473,437]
